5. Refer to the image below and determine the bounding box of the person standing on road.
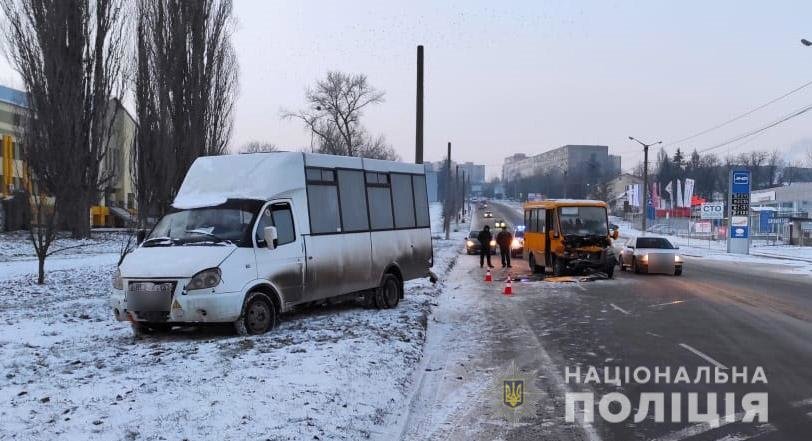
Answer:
[496,226,513,268]
[477,226,494,268]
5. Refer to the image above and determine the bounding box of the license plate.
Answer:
[129,282,174,293]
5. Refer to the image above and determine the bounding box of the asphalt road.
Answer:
[417,201,812,441]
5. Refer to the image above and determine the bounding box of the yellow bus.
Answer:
[523,199,619,277]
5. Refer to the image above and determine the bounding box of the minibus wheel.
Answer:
[235,292,277,335]
[379,274,402,309]
[529,254,544,274]
[553,257,566,276]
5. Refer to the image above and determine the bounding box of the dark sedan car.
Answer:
[465,230,496,255]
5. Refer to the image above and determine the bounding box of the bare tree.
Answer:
[1,0,129,239]
[238,141,278,154]
[283,71,398,160]
[133,0,239,223]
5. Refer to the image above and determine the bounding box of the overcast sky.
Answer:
[3,1,812,178]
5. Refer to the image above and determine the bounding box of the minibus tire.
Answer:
[380,274,401,309]
[553,257,566,277]
[529,254,544,274]
[235,292,277,335]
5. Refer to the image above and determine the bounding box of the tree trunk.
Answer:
[37,254,45,285]
[67,192,92,239]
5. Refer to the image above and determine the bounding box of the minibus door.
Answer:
[254,201,305,305]
[545,209,554,266]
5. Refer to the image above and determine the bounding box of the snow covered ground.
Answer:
[0,203,463,440]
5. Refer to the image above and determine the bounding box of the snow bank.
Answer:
[0,203,463,440]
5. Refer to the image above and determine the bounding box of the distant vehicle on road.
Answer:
[620,236,683,276]
[465,230,496,255]
[511,228,524,258]
[494,219,506,229]
[522,199,619,277]
[111,152,434,336]
[483,211,493,218]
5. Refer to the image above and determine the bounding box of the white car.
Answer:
[619,236,683,276]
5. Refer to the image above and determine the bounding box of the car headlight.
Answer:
[466,240,474,247]
[675,255,683,262]
[640,254,649,262]
[511,238,521,249]
[490,240,496,247]
[186,268,222,290]
[112,268,123,290]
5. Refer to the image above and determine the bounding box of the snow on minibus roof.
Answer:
[173,152,305,209]
[173,152,425,209]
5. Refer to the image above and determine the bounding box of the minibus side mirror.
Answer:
[136,229,147,245]
[263,226,278,250]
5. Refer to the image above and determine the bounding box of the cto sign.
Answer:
[700,203,724,219]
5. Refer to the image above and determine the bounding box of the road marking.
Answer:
[649,300,685,308]
[609,303,630,315]
[575,283,587,292]
[678,343,728,370]
[645,331,662,338]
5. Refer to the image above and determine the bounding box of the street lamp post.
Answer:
[628,136,662,234]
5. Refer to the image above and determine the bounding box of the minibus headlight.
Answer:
[466,240,474,247]
[489,240,496,247]
[187,268,222,290]
[112,268,123,290]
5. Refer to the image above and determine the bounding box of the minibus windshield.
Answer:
[558,206,608,237]
[145,200,261,247]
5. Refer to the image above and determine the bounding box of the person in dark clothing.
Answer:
[477,226,494,268]
[496,226,513,268]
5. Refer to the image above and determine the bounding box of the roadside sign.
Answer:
[695,220,711,233]
[727,169,751,254]
[700,202,724,219]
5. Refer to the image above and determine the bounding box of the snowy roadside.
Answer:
[0,231,127,263]
[0,203,464,440]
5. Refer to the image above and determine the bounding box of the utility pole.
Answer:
[444,142,451,240]
[461,171,467,219]
[455,165,460,225]
[629,136,662,234]
[415,45,424,164]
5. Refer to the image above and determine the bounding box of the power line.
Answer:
[697,102,812,154]
[662,78,812,148]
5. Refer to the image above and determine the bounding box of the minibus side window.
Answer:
[306,167,341,234]
[271,204,295,245]
[528,209,537,233]
[255,208,272,245]
[337,169,370,232]
[536,208,546,232]
[391,173,416,228]
[412,175,430,228]
[255,203,296,246]
[524,210,531,231]
[367,173,394,230]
